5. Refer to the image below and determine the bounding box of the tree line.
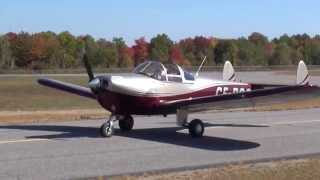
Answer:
[1,31,320,70]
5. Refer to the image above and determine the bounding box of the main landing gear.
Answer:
[188,119,205,138]
[177,108,205,138]
[100,115,134,137]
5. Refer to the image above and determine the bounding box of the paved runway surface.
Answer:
[1,108,320,179]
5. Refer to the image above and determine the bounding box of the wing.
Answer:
[38,78,96,99]
[161,85,320,112]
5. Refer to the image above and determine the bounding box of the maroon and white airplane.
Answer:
[38,56,320,138]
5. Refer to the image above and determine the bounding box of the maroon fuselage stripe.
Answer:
[97,84,251,115]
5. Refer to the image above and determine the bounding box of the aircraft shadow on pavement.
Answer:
[0,124,261,151]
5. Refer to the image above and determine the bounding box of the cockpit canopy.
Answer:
[133,61,195,83]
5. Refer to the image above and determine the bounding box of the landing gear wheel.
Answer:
[100,121,113,137]
[119,115,134,131]
[188,119,204,138]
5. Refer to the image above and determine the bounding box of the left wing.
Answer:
[38,78,96,99]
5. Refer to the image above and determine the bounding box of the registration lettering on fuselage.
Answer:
[216,86,251,95]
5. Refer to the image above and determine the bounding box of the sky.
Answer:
[0,0,319,45]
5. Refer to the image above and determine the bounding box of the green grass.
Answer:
[0,76,101,111]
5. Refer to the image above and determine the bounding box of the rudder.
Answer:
[296,60,310,85]
[223,61,236,81]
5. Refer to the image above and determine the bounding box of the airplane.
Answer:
[38,55,320,138]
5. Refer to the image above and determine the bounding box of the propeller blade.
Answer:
[83,53,94,81]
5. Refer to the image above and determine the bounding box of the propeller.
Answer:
[82,52,94,81]
[81,48,109,93]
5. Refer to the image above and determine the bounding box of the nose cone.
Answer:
[88,78,101,90]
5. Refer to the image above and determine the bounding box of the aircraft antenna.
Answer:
[195,56,207,78]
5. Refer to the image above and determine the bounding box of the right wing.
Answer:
[161,85,320,112]
[38,78,96,99]
[163,60,319,112]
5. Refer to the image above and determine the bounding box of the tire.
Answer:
[100,122,113,137]
[188,119,204,138]
[119,115,134,131]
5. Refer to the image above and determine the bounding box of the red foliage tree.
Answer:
[132,37,149,66]
[194,36,211,51]
[179,38,194,53]
[119,47,134,67]
[169,45,184,65]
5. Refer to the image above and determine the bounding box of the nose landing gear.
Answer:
[100,120,114,137]
[100,115,134,137]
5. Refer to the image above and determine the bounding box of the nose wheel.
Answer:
[100,120,114,137]
[188,119,204,138]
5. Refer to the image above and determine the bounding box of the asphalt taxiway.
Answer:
[1,108,320,179]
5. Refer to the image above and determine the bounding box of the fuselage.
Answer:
[96,74,252,115]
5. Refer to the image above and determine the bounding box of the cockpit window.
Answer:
[134,61,195,82]
[184,71,195,81]
[133,61,166,81]
[165,64,180,75]
[164,64,182,82]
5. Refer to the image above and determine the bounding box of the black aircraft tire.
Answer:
[100,122,113,137]
[188,119,204,138]
[119,115,134,131]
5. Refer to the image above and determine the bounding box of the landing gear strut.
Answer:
[100,115,134,137]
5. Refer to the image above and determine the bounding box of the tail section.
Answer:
[296,60,310,85]
[223,61,236,81]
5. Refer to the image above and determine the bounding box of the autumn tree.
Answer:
[150,34,173,63]
[0,35,15,69]
[9,32,33,67]
[119,47,134,67]
[96,39,117,68]
[57,31,79,68]
[132,37,149,66]
[270,43,292,65]
[179,38,195,64]
[169,45,185,65]
[214,40,239,65]
[193,36,217,65]
[1,31,320,70]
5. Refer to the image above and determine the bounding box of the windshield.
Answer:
[134,61,195,82]
[133,61,166,81]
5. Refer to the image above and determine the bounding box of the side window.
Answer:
[168,76,182,82]
[165,64,182,82]
[166,64,180,75]
[184,71,195,81]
